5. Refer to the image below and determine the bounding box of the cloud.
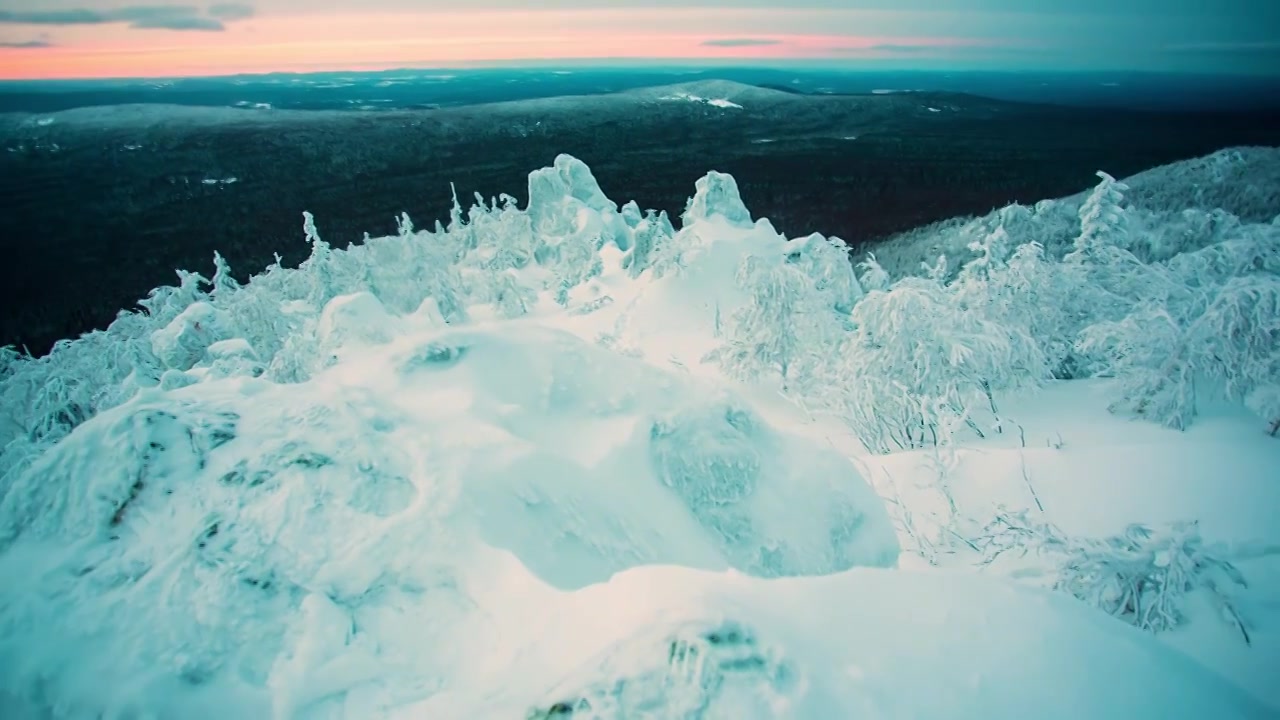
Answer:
[0,38,52,47]
[0,9,105,24]
[0,4,253,32]
[131,15,226,31]
[831,41,1047,56]
[866,43,936,53]
[700,37,781,47]
[208,3,255,21]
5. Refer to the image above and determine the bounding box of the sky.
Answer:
[0,0,1277,80]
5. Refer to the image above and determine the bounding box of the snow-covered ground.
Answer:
[0,153,1277,719]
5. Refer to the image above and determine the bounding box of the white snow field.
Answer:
[1,151,1278,719]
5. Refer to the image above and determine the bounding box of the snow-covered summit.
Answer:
[1,151,1278,719]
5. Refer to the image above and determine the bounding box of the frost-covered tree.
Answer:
[299,211,335,308]
[418,242,468,324]
[995,241,1079,377]
[1082,274,1280,430]
[706,253,836,388]
[857,254,891,292]
[1066,171,1131,263]
[950,228,1081,379]
[836,273,1047,450]
[490,269,538,318]
[622,209,674,279]
[1078,303,1195,428]
[955,225,1012,290]
[786,233,862,315]
[472,195,536,271]
[209,252,239,299]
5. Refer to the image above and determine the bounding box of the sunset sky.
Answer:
[1,0,1277,80]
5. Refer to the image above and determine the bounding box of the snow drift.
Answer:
[1,151,1278,719]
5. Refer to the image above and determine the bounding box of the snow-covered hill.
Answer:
[871,146,1280,278]
[0,153,1277,719]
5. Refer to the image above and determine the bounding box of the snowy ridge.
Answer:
[1,153,1278,718]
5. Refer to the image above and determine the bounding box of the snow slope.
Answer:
[1,152,1278,719]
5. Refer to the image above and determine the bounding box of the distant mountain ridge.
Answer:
[4,67,1280,114]
[3,79,1279,355]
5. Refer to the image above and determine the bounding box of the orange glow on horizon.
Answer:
[0,10,995,80]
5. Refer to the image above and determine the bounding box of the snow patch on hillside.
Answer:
[658,91,744,109]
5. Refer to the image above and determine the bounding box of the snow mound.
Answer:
[0,309,896,717]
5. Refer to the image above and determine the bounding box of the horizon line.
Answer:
[2,58,1277,84]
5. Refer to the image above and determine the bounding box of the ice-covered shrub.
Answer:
[979,512,1253,644]
[832,271,1047,451]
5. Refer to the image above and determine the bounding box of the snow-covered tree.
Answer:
[622,209,674,279]
[490,269,538,318]
[786,233,862,315]
[418,242,468,324]
[1066,171,1131,263]
[836,273,1048,449]
[1082,274,1280,430]
[857,254,891,292]
[209,251,239,299]
[472,195,536,271]
[706,253,835,388]
[299,211,335,307]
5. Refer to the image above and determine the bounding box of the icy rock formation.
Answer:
[619,199,644,229]
[682,171,753,228]
[527,154,618,234]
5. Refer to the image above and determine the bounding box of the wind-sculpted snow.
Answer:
[0,302,896,717]
[0,149,1277,718]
